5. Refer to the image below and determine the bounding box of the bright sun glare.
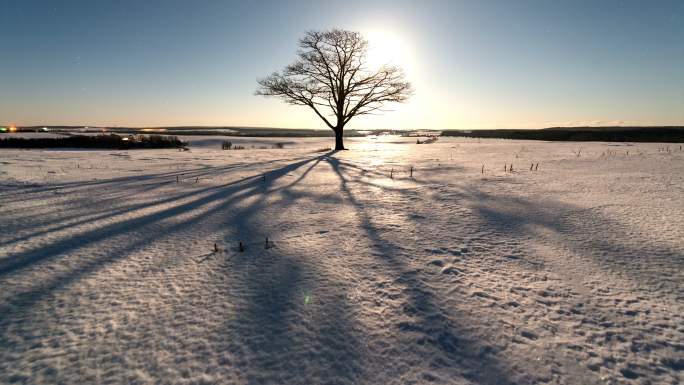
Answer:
[364,29,414,73]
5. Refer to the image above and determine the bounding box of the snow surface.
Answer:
[1,136,682,384]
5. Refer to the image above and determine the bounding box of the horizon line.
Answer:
[4,124,684,131]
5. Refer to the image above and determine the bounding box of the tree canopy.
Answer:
[256,29,412,149]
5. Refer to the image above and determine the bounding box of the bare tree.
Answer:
[256,29,412,150]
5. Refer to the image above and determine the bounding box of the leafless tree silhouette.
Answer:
[256,29,413,150]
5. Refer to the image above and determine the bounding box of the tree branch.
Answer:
[256,29,412,132]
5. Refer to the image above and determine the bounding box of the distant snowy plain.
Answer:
[1,135,682,384]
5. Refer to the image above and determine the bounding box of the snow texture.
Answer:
[1,136,683,384]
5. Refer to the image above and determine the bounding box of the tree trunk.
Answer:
[333,126,346,150]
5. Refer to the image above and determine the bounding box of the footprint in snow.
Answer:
[441,266,461,275]
[428,259,444,267]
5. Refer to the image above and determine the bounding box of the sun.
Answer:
[363,29,414,73]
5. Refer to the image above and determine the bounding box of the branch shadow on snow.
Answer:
[2,149,677,384]
[323,155,516,385]
[0,152,331,296]
[0,154,316,247]
[326,157,511,384]
[210,151,364,383]
[320,154,682,382]
[0,150,515,384]
[462,187,683,296]
[0,151,365,383]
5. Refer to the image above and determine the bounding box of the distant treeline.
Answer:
[442,127,684,143]
[14,126,368,137]
[0,134,187,149]
[213,127,366,137]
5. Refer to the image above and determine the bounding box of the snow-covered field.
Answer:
[1,136,682,384]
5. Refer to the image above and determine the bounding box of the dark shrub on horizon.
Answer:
[441,127,684,143]
[0,134,187,149]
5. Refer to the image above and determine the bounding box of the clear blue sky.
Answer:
[1,0,683,129]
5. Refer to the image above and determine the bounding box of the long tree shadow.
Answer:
[209,150,364,383]
[323,154,515,384]
[0,152,322,264]
[0,155,308,205]
[462,186,684,297]
[0,153,329,305]
[452,183,684,382]
[0,153,319,250]
[1,150,365,383]
[321,155,681,383]
[3,148,677,383]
